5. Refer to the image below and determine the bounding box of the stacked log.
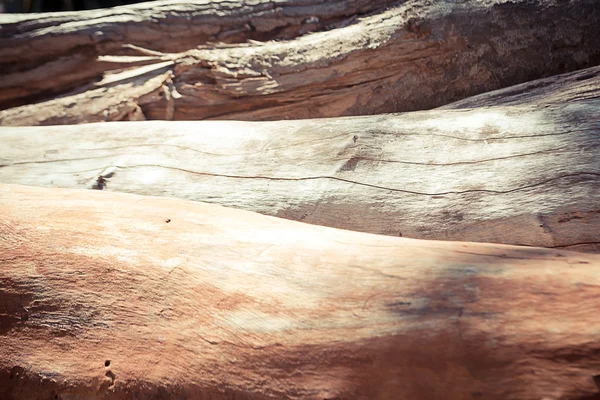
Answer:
[1,184,600,399]
[2,1,600,399]
[1,67,599,252]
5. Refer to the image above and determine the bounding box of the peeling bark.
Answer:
[0,0,397,111]
[1,184,600,400]
[1,67,599,252]
[1,0,600,124]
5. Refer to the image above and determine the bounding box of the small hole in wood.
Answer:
[165,219,171,223]
[105,360,110,367]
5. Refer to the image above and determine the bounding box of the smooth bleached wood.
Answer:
[1,184,600,399]
[1,68,599,252]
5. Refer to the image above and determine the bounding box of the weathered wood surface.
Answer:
[1,67,599,252]
[0,0,392,60]
[442,64,600,109]
[0,0,396,112]
[1,183,600,400]
[1,0,600,124]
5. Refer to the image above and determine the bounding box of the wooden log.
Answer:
[1,183,600,400]
[1,0,600,124]
[1,67,599,252]
[441,63,600,109]
[0,0,399,112]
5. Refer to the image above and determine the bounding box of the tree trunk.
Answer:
[1,67,599,252]
[1,183,600,400]
[1,0,599,125]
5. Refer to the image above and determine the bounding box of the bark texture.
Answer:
[0,0,400,111]
[1,0,600,124]
[1,67,599,252]
[1,184,600,400]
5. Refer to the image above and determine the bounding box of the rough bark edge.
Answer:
[1,0,600,123]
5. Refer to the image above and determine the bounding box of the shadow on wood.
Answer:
[1,184,600,399]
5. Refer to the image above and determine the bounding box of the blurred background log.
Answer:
[1,0,599,124]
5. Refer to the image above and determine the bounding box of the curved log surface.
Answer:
[1,0,599,124]
[1,71,599,252]
[441,64,600,109]
[1,184,600,400]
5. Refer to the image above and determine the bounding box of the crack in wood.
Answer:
[70,131,351,156]
[377,127,597,143]
[0,138,573,168]
[333,147,569,167]
[451,250,553,261]
[104,164,600,197]
[347,264,406,281]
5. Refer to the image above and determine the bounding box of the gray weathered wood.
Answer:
[1,68,598,252]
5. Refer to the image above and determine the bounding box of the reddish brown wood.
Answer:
[1,184,600,399]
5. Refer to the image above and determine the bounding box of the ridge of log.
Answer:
[1,68,599,252]
[1,0,600,123]
[1,183,600,400]
[441,64,600,109]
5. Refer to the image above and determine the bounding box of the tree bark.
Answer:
[1,183,600,400]
[1,0,600,124]
[1,67,599,252]
[0,0,400,112]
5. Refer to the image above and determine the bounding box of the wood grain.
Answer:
[1,69,599,251]
[1,0,599,124]
[1,183,600,399]
[0,0,398,111]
